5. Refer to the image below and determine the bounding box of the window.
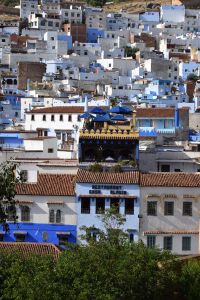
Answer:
[31,114,35,121]
[51,37,54,41]
[81,198,90,214]
[51,114,55,121]
[129,233,134,243]
[161,164,170,172]
[58,234,68,246]
[182,236,191,251]
[15,233,26,242]
[183,202,192,216]
[21,206,30,222]
[49,209,55,223]
[147,201,157,216]
[163,236,173,250]
[174,169,181,172]
[110,199,119,213]
[60,114,63,121]
[125,199,134,215]
[2,39,5,42]
[68,115,72,122]
[15,111,18,117]
[96,198,105,214]
[48,21,53,26]
[164,202,174,216]
[48,148,54,153]
[42,114,46,121]
[56,209,62,223]
[52,46,55,50]
[147,235,156,248]
[77,115,81,122]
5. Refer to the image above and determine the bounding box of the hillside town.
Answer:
[1,0,200,258]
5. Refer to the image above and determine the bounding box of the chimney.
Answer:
[84,95,88,112]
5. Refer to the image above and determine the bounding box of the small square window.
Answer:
[183,202,192,216]
[48,148,54,153]
[15,234,26,242]
[147,201,157,216]
[182,236,191,251]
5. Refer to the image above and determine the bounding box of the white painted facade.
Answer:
[20,0,38,19]
[160,5,185,23]
[140,186,200,255]
[76,182,140,244]
[15,194,76,225]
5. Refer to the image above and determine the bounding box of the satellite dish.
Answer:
[42,231,48,242]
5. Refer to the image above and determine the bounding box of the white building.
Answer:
[179,61,200,80]
[140,172,200,255]
[60,5,83,24]
[20,0,38,19]
[76,169,140,244]
[160,5,185,23]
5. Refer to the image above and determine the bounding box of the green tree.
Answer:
[124,46,139,59]
[1,252,57,300]
[0,161,19,231]
[88,163,103,172]
[180,260,200,300]
[54,209,179,300]
[187,73,199,82]
[86,0,106,8]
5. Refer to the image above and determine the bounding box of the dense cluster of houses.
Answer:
[0,0,200,255]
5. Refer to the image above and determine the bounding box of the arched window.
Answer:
[21,206,30,222]
[49,209,55,223]
[56,210,61,223]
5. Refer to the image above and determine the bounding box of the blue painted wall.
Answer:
[0,223,77,245]
[87,28,105,43]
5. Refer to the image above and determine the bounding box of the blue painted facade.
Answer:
[0,132,24,149]
[87,28,105,43]
[1,223,76,245]
[0,95,21,129]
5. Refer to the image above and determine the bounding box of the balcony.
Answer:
[79,127,139,140]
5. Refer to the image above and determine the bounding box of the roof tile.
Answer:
[16,174,75,196]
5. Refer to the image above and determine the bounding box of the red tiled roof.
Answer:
[144,231,199,235]
[16,174,75,196]
[27,106,108,114]
[0,242,61,259]
[76,169,139,184]
[136,108,175,118]
[140,172,200,187]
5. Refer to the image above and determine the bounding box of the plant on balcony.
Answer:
[88,163,103,173]
[110,164,122,173]
[129,160,137,167]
